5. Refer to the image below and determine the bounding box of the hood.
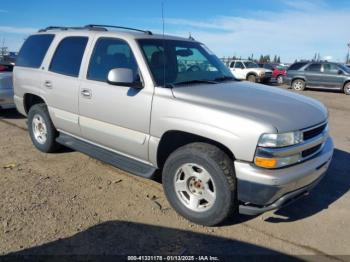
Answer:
[171,81,328,133]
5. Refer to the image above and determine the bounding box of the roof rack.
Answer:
[38,26,107,32]
[38,25,152,35]
[84,24,153,35]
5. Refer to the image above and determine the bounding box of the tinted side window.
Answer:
[288,62,307,71]
[306,63,322,72]
[234,62,244,69]
[88,38,139,82]
[264,64,273,70]
[323,64,339,74]
[0,64,13,72]
[49,37,88,77]
[229,61,235,68]
[16,34,54,68]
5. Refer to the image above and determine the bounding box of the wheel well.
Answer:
[23,93,45,114]
[343,80,350,89]
[292,77,305,83]
[246,72,257,78]
[156,131,234,169]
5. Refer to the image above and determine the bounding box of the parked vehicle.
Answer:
[228,60,272,83]
[258,63,286,84]
[346,64,350,69]
[285,61,350,95]
[0,63,14,109]
[14,25,333,226]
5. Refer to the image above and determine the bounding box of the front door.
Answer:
[231,61,245,79]
[78,37,153,161]
[322,63,344,88]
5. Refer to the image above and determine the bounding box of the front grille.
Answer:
[302,144,322,158]
[303,123,327,141]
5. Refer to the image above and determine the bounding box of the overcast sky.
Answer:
[0,0,349,63]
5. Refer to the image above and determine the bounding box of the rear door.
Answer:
[41,34,89,136]
[304,63,322,86]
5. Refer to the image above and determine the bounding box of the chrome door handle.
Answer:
[81,89,92,98]
[44,80,52,89]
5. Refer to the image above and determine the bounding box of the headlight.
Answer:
[259,71,265,76]
[258,131,303,148]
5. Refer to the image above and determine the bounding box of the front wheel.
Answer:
[344,82,350,95]
[247,74,257,83]
[292,79,305,91]
[162,143,236,226]
[277,75,284,85]
[28,103,60,153]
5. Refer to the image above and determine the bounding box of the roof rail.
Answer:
[38,26,107,32]
[84,24,153,35]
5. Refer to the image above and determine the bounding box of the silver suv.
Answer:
[13,25,334,226]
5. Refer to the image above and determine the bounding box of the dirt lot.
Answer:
[0,86,349,260]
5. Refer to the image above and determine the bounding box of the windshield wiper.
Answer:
[213,76,236,82]
[172,79,218,86]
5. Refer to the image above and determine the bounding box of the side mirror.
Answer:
[107,68,143,88]
[338,70,344,75]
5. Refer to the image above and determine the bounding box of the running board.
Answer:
[56,133,157,179]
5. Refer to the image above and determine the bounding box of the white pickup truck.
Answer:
[228,60,272,83]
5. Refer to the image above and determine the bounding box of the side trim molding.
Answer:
[56,133,157,179]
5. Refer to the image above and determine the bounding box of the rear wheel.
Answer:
[292,79,305,91]
[344,82,350,95]
[247,74,257,83]
[162,143,236,226]
[28,103,60,153]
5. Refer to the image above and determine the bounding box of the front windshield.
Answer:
[138,39,234,86]
[245,61,259,68]
[339,64,350,73]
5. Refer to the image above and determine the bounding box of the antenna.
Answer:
[161,1,166,87]
[161,1,165,37]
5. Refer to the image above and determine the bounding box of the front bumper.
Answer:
[0,88,14,109]
[235,137,333,215]
[283,76,292,86]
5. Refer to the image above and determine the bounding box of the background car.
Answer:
[0,63,14,109]
[284,61,350,95]
[258,63,286,84]
[228,60,272,83]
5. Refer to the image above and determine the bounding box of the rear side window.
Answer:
[288,62,307,71]
[49,37,88,77]
[16,34,54,68]
[306,63,322,72]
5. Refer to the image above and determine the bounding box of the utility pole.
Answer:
[347,42,350,64]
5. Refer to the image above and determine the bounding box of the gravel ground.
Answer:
[0,86,349,260]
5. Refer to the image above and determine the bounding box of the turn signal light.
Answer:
[255,157,278,168]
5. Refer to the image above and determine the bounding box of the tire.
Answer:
[28,103,60,153]
[247,74,257,83]
[277,75,283,85]
[344,82,350,95]
[292,79,305,91]
[162,142,236,226]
